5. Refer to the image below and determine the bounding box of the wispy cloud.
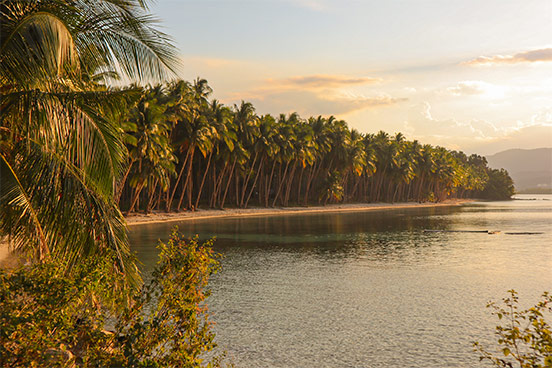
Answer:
[229,74,402,116]
[286,0,329,11]
[403,103,552,154]
[234,89,405,116]
[266,74,381,91]
[447,81,488,96]
[463,48,552,66]
[445,81,506,99]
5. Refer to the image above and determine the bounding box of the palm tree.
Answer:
[123,87,176,214]
[0,0,178,283]
[166,79,213,211]
[303,116,332,204]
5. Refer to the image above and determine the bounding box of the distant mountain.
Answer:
[485,148,552,192]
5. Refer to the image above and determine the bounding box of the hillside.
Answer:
[485,148,552,192]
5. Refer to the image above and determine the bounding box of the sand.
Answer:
[125,199,472,226]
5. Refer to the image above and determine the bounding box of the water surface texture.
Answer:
[129,195,552,367]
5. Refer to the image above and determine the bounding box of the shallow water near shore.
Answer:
[129,195,552,367]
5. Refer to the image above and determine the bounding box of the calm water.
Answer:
[129,195,552,367]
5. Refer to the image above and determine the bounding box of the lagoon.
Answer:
[129,195,552,367]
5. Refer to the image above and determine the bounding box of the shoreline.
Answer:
[126,199,473,226]
[0,199,473,267]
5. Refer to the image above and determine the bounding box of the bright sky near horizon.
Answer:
[150,0,552,155]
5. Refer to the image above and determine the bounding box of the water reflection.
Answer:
[129,197,552,368]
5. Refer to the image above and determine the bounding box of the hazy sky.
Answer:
[150,0,552,155]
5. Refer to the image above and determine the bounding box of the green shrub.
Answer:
[0,231,226,367]
[474,290,552,367]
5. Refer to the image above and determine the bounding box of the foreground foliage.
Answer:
[0,232,225,368]
[474,290,552,368]
[0,0,178,282]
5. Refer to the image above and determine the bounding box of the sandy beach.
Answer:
[125,199,473,226]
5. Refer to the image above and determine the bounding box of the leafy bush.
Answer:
[0,231,226,367]
[474,290,552,367]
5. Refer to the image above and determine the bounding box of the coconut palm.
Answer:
[166,78,213,211]
[123,87,176,214]
[0,0,178,283]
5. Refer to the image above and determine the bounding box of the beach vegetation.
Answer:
[0,231,226,368]
[474,290,552,368]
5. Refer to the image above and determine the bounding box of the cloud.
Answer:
[447,81,488,96]
[445,81,506,99]
[225,73,400,116]
[287,0,329,11]
[403,103,552,154]
[266,74,381,91]
[463,48,552,66]
[242,89,405,116]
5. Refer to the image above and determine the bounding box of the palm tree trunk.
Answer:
[212,161,228,207]
[195,150,213,209]
[350,174,362,200]
[156,185,163,210]
[220,157,237,209]
[245,156,265,208]
[392,183,400,203]
[128,181,146,214]
[304,161,318,205]
[167,147,192,211]
[297,165,305,204]
[417,173,425,202]
[272,161,290,207]
[240,152,258,207]
[283,161,297,206]
[177,147,195,211]
[115,160,134,205]
[145,179,158,214]
[265,160,277,207]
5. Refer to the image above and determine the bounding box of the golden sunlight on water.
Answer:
[130,195,552,367]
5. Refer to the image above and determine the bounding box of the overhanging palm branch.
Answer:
[0,0,179,283]
[0,89,139,283]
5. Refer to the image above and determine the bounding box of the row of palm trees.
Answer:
[116,80,510,214]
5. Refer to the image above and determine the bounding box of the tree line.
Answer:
[116,79,515,214]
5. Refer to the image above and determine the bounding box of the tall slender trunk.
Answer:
[350,174,362,200]
[127,181,146,214]
[209,165,218,208]
[297,165,305,204]
[245,156,265,208]
[304,161,318,205]
[195,150,213,209]
[156,185,163,210]
[417,173,425,202]
[212,161,228,207]
[240,152,258,207]
[265,160,277,207]
[235,170,240,207]
[116,160,134,205]
[220,158,237,209]
[392,183,400,203]
[283,161,297,206]
[177,148,195,211]
[272,161,290,207]
[167,147,192,211]
[375,167,387,201]
[145,179,158,214]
